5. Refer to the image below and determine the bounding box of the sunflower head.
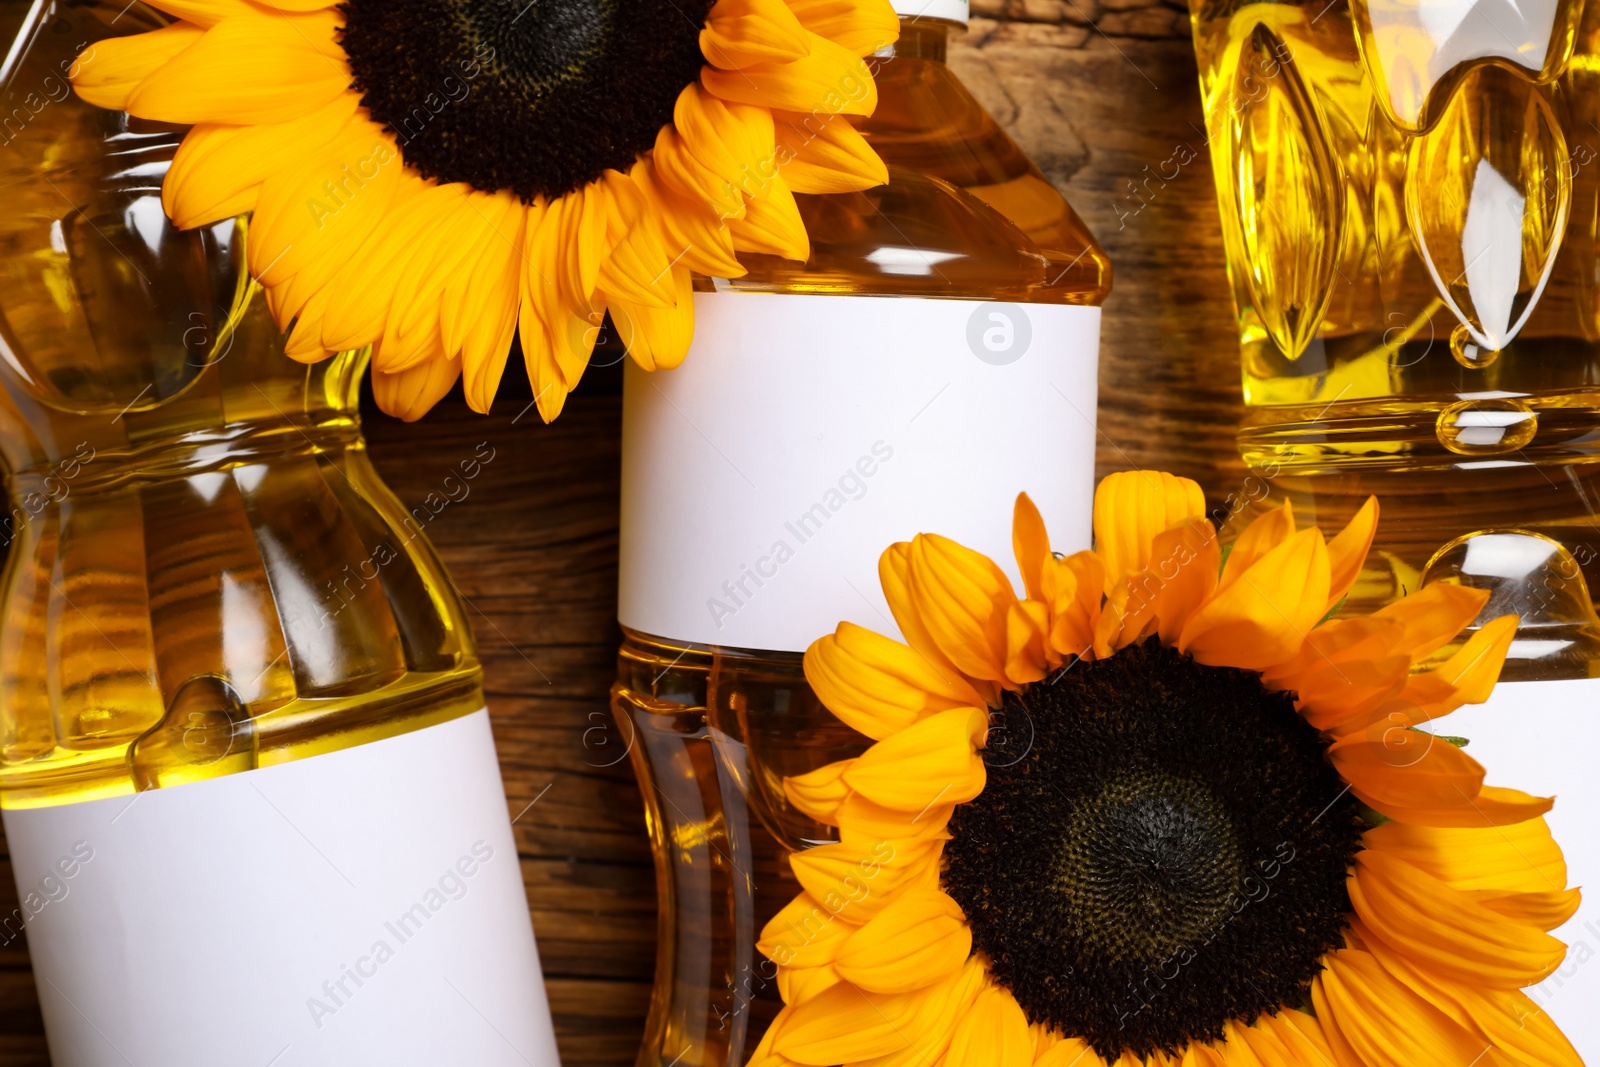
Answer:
[70,0,899,421]
[754,471,1582,1067]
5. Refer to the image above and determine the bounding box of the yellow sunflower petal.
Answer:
[632,158,746,277]
[760,892,859,969]
[773,957,981,1065]
[1324,497,1378,613]
[1362,814,1567,895]
[1373,581,1491,661]
[775,109,888,194]
[788,836,942,924]
[945,984,1033,1067]
[879,541,999,705]
[1329,729,1486,812]
[1012,493,1051,603]
[164,91,362,230]
[1036,1036,1108,1067]
[1369,782,1555,828]
[804,621,987,741]
[786,0,900,55]
[842,706,986,811]
[1348,849,1567,988]
[612,265,696,373]
[1005,598,1051,683]
[1047,550,1103,660]
[125,12,348,126]
[1245,1011,1338,1067]
[1150,517,1222,645]
[779,963,843,1003]
[517,292,567,424]
[1356,919,1584,1067]
[70,23,205,111]
[370,356,459,422]
[1177,527,1330,671]
[248,118,402,293]
[833,888,969,994]
[1313,947,1492,1067]
[785,759,854,825]
[907,533,1017,686]
[1092,470,1207,594]
[835,792,954,842]
[1092,572,1159,658]
[141,0,257,26]
[596,173,679,310]
[453,197,525,414]
[702,0,812,67]
[318,177,463,351]
[730,173,811,261]
[1216,500,1295,592]
[702,31,878,117]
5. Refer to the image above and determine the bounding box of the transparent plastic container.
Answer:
[613,12,1110,1067]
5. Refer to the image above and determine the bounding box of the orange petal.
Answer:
[70,23,205,111]
[1005,599,1051,684]
[125,12,348,125]
[1348,850,1568,988]
[165,92,362,230]
[730,173,810,261]
[758,892,858,970]
[786,0,901,55]
[842,707,986,811]
[784,759,853,826]
[1372,581,1491,662]
[1012,493,1051,603]
[701,0,812,67]
[370,355,459,422]
[803,621,986,741]
[1217,500,1295,592]
[631,158,745,277]
[1092,470,1207,594]
[612,264,696,372]
[945,984,1033,1067]
[775,109,888,194]
[1177,527,1329,671]
[1330,729,1486,812]
[702,32,878,117]
[775,957,984,1067]
[1313,948,1492,1067]
[1323,496,1378,613]
[907,533,1016,686]
[833,888,970,994]
[1369,783,1555,829]
[787,837,941,925]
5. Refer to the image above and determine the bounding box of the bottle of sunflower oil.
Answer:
[1188,0,1600,1048]
[0,5,557,1066]
[611,3,1112,1065]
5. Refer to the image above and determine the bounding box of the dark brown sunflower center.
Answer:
[340,0,713,201]
[942,640,1362,1060]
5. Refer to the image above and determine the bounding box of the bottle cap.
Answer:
[891,0,970,24]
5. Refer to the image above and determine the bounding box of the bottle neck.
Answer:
[882,17,951,62]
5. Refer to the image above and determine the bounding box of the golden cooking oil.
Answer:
[0,4,557,1064]
[1189,0,1600,678]
[1190,0,1600,1047]
[613,9,1110,1067]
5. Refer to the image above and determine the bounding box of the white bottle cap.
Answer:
[891,0,969,24]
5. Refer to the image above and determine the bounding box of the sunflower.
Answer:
[69,0,897,421]
[752,471,1582,1067]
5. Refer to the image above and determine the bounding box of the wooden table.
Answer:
[0,2,1247,1060]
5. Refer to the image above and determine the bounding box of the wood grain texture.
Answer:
[0,8,1249,1062]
